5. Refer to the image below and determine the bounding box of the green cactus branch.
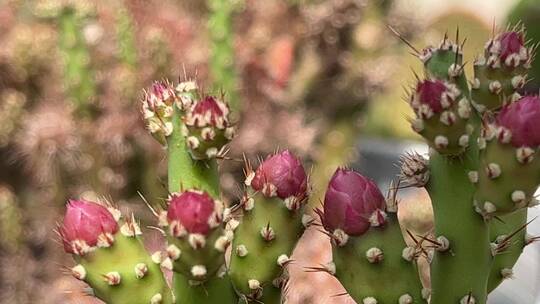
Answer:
[58,6,96,117]
[172,272,236,304]
[427,150,490,304]
[76,231,174,304]
[333,213,424,303]
[207,0,240,113]
[488,209,527,292]
[167,110,219,196]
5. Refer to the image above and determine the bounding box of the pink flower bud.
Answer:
[251,150,307,199]
[167,190,219,235]
[497,95,540,147]
[497,31,524,62]
[322,169,386,236]
[144,81,175,110]
[186,96,230,129]
[415,80,447,114]
[60,200,119,255]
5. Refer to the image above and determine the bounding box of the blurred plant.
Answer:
[0,89,26,148]
[207,0,241,112]
[0,186,22,253]
[57,5,97,116]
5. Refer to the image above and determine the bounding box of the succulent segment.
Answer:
[487,208,527,292]
[320,168,424,303]
[229,150,308,302]
[60,199,173,304]
[471,29,532,112]
[474,95,540,217]
[184,95,234,159]
[141,81,176,145]
[409,78,473,155]
[161,189,229,283]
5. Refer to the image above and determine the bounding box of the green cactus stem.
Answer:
[427,150,490,304]
[420,36,491,304]
[115,6,137,69]
[229,151,308,303]
[474,137,540,217]
[487,208,527,292]
[207,0,240,113]
[172,271,236,304]
[165,81,236,303]
[74,229,174,304]
[58,6,97,117]
[165,80,223,195]
[332,212,424,303]
[167,109,219,196]
[229,193,304,302]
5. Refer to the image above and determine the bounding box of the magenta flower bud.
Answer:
[167,190,221,236]
[143,81,176,110]
[141,80,176,145]
[415,80,447,114]
[496,95,540,148]
[251,150,307,200]
[497,31,524,62]
[322,169,386,236]
[185,96,230,129]
[60,200,119,255]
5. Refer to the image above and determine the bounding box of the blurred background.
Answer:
[0,0,539,303]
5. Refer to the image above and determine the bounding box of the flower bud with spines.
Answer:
[475,96,540,217]
[409,79,472,155]
[59,199,173,304]
[229,150,308,301]
[321,169,387,239]
[183,95,234,160]
[165,189,227,283]
[472,29,533,111]
[320,168,423,303]
[141,80,177,145]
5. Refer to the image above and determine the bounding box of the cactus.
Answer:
[57,6,97,116]
[228,150,309,303]
[207,0,240,112]
[56,22,540,304]
[59,199,173,304]
[319,168,424,303]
